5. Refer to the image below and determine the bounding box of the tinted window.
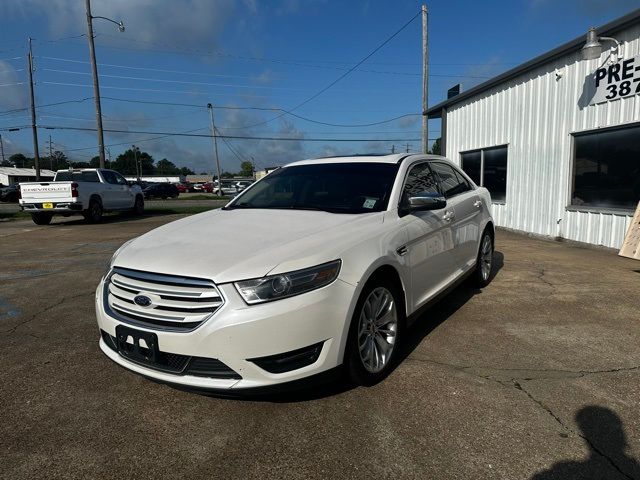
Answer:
[460,146,508,202]
[483,147,507,202]
[101,171,117,184]
[229,162,399,214]
[461,151,481,185]
[402,163,440,202]
[113,173,128,185]
[572,125,640,209]
[55,171,100,182]
[430,162,470,198]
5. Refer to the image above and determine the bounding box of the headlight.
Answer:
[234,260,341,304]
[104,238,135,277]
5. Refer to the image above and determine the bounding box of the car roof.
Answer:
[285,153,447,167]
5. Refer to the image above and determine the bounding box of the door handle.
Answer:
[474,200,482,208]
[396,245,408,256]
[442,211,454,222]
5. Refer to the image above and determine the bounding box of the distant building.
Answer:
[255,168,279,180]
[0,167,55,186]
[124,175,184,184]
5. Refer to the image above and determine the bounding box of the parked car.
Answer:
[176,183,190,193]
[234,180,254,192]
[96,154,494,393]
[0,183,20,202]
[19,169,144,225]
[143,183,179,199]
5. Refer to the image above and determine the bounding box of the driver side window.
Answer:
[401,163,440,204]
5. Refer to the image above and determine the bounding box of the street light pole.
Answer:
[84,0,125,169]
[207,103,223,196]
[421,4,429,154]
[85,0,105,169]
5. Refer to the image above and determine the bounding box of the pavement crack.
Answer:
[512,380,635,480]
[407,356,640,381]
[1,290,94,335]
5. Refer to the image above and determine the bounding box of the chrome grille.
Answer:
[105,267,224,331]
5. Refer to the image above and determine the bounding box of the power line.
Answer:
[39,56,268,80]
[41,81,274,98]
[40,124,426,142]
[0,97,93,116]
[231,10,422,130]
[98,96,421,128]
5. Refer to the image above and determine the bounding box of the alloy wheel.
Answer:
[357,287,398,373]
[481,234,493,281]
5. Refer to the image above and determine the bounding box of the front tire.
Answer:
[473,229,494,287]
[31,212,53,225]
[345,278,404,386]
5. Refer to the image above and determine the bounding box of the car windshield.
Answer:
[227,162,399,214]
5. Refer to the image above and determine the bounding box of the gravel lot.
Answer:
[1,213,639,479]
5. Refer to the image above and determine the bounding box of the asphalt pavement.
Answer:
[1,214,639,479]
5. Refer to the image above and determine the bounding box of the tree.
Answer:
[8,153,28,168]
[156,158,179,175]
[239,161,254,177]
[429,137,441,156]
[179,166,195,176]
[112,149,155,175]
[50,151,68,170]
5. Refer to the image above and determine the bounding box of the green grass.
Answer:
[175,195,228,201]
[144,205,217,215]
[0,211,29,221]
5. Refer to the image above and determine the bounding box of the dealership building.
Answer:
[427,8,640,249]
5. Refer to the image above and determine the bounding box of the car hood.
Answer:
[113,208,384,283]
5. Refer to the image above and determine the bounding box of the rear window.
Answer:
[55,171,100,183]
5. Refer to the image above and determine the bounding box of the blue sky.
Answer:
[0,0,637,173]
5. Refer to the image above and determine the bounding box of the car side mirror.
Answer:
[399,194,446,217]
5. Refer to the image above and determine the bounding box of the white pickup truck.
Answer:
[19,168,144,225]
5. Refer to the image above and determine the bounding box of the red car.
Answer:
[176,183,190,193]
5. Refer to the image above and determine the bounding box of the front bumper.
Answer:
[95,276,357,391]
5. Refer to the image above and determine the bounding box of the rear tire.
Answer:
[31,212,53,225]
[345,276,405,386]
[83,198,103,223]
[132,195,144,215]
[473,228,494,288]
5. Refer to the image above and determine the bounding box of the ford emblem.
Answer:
[133,295,152,307]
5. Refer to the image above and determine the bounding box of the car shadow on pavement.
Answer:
[189,250,506,403]
[530,406,640,479]
[395,250,504,370]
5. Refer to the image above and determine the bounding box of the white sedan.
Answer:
[95,154,494,393]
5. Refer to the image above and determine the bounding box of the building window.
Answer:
[571,124,640,210]
[460,146,507,202]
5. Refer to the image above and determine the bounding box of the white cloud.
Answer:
[0,61,27,111]
[0,0,244,51]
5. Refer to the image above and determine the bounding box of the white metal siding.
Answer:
[445,23,640,248]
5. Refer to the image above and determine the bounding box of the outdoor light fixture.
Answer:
[581,27,622,63]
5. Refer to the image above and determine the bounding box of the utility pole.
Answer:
[27,37,40,180]
[85,0,105,169]
[0,134,5,164]
[106,146,111,168]
[391,144,395,154]
[132,145,140,181]
[406,143,410,153]
[48,134,54,170]
[421,4,429,154]
[207,103,223,196]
